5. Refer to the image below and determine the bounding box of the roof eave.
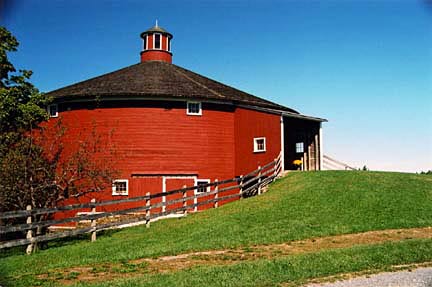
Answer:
[52,94,326,122]
[282,112,328,122]
[236,103,327,122]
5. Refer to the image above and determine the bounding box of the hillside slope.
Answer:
[1,171,431,286]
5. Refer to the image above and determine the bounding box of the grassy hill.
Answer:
[1,171,431,286]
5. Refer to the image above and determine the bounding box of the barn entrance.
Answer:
[163,176,196,212]
[130,174,197,213]
[282,116,323,171]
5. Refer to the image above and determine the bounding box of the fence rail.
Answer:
[322,155,356,170]
[0,154,282,253]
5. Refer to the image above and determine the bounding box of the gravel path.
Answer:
[306,267,432,287]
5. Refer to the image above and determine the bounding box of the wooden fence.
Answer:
[322,155,356,171]
[0,154,282,254]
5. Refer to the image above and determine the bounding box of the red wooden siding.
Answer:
[52,101,284,218]
[165,177,195,211]
[148,34,153,49]
[234,107,281,176]
[57,101,235,206]
[161,34,168,51]
[140,50,172,63]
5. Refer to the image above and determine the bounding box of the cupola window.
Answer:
[154,33,161,49]
[167,37,171,51]
[187,101,202,116]
[143,35,147,50]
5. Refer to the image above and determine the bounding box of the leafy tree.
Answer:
[0,27,50,135]
[0,27,119,245]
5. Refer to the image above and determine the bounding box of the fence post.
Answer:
[25,205,33,255]
[90,198,97,242]
[214,179,219,208]
[162,190,166,214]
[258,166,262,195]
[303,152,308,171]
[146,192,151,228]
[301,156,304,171]
[239,175,243,200]
[194,186,198,213]
[182,185,187,216]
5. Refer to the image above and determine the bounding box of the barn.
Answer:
[46,24,326,210]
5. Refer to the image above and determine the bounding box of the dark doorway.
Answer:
[283,117,321,171]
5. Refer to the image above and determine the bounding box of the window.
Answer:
[196,179,210,193]
[47,104,58,117]
[253,137,266,153]
[187,101,202,115]
[112,179,128,196]
[143,35,147,50]
[296,142,304,153]
[167,37,171,51]
[154,33,161,49]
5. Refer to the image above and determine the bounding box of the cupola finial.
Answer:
[155,19,158,27]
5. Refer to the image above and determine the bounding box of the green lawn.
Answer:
[1,171,431,286]
[72,239,432,287]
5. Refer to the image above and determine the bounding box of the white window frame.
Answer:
[153,33,162,50]
[186,101,202,116]
[195,179,210,193]
[253,137,266,153]
[47,104,58,118]
[295,142,304,153]
[112,179,129,196]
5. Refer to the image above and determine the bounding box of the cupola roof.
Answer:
[141,25,172,38]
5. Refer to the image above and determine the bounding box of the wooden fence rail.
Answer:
[323,155,356,171]
[0,154,282,253]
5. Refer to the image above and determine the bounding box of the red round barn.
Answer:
[46,24,326,212]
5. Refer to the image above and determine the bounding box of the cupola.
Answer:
[140,21,173,63]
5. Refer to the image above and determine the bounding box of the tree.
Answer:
[0,121,118,212]
[0,27,49,130]
[0,27,119,240]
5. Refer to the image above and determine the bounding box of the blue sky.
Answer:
[2,0,431,172]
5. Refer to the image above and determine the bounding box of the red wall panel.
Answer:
[234,107,281,176]
[148,34,153,49]
[165,177,195,211]
[140,50,172,63]
[161,34,167,51]
[53,102,282,219]
[57,101,235,207]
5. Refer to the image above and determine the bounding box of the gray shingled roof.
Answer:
[46,61,299,114]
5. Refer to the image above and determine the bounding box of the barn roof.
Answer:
[47,61,302,114]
